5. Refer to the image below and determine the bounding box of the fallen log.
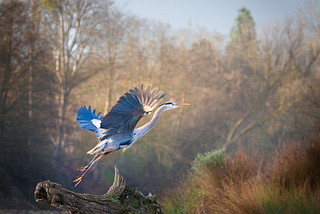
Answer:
[34,167,162,214]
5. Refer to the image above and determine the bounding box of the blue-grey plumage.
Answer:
[73,84,190,186]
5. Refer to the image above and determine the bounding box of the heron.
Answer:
[73,84,189,186]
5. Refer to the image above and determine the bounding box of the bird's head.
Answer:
[159,101,190,111]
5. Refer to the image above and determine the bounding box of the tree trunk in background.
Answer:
[27,42,33,148]
[27,0,42,144]
[104,66,114,114]
[52,7,67,169]
[53,90,68,168]
[0,13,13,168]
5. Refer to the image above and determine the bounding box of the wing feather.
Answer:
[144,85,151,104]
[149,91,165,108]
[139,84,144,103]
[147,87,158,106]
[100,84,165,135]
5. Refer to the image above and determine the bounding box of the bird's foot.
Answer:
[77,166,88,172]
[73,176,83,187]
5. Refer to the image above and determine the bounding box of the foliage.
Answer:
[191,148,225,171]
[230,7,256,44]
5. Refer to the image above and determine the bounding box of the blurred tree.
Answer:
[0,1,28,172]
[297,0,320,77]
[227,7,257,75]
[26,0,43,145]
[221,7,319,149]
[0,0,28,136]
[42,0,108,169]
[230,7,256,45]
[0,0,57,208]
[97,7,126,114]
[124,17,152,86]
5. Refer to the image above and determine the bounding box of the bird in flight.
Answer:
[74,84,189,186]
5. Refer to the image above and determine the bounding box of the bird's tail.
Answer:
[87,139,106,155]
[76,105,104,138]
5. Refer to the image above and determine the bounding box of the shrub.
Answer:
[191,148,226,171]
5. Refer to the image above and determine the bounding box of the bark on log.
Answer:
[34,167,162,214]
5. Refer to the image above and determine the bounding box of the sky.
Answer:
[114,0,306,36]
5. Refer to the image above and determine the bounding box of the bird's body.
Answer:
[73,84,189,186]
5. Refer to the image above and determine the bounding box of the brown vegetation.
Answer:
[163,131,320,214]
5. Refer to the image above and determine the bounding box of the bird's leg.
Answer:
[73,148,117,187]
[73,152,104,187]
[77,166,88,172]
[77,153,100,172]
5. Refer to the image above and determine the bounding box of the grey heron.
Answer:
[74,84,189,186]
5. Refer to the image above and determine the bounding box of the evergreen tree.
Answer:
[230,7,256,45]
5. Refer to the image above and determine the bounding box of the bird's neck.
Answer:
[134,106,166,138]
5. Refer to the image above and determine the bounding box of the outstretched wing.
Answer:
[76,105,104,138]
[101,84,165,135]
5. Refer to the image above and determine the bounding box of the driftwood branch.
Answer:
[34,167,162,214]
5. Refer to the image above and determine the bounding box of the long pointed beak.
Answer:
[177,103,190,106]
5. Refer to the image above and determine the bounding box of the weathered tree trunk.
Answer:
[34,167,163,214]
